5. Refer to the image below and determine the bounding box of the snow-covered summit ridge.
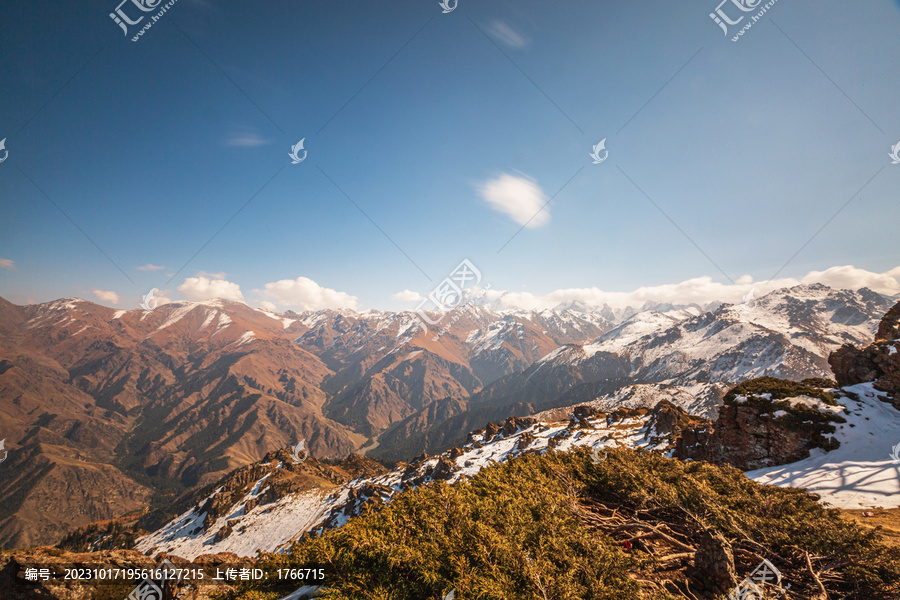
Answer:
[516,285,890,417]
[136,407,673,560]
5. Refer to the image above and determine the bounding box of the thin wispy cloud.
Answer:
[225,130,271,147]
[136,263,166,271]
[0,258,16,271]
[486,20,530,49]
[478,173,550,228]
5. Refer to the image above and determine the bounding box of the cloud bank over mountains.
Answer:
[79,264,900,312]
[467,265,900,312]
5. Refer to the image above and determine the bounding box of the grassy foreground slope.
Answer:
[233,448,900,600]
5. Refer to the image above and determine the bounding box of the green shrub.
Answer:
[232,449,900,599]
[801,377,838,389]
[725,376,838,406]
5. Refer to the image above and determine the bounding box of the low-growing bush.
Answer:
[231,448,900,599]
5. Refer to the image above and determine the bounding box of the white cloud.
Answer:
[478,173,549,228]
[254,277,359,311]
[392,289,426,302]
[178,276,245,302]
[136,263,165,271]
[0,258,16,271]
[486,20,529,48]
[800,265,900,296]
[476,278,765,311]
[93,289,120,305]
[143,288,173,308]
[471,265,900,311]
[257,300,278,312]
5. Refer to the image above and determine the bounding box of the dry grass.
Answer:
[841,508,900,547]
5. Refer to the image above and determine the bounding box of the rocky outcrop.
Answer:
[644,399,706,446]
[676,405,809,470]
[675,378,844,470]
[876,302,900,342]
[502,416,536,436]
[829,301,900,405]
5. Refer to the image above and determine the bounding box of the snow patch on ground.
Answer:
[781,394,844,414]
[232,331,256,347]
[255,307,297,329]
[748,383,900,509]
[136,484,331,561]
[139,411,665,559]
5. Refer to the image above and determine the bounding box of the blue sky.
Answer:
[1,0,899,311]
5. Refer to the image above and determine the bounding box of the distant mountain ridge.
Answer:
[368,284,891,459]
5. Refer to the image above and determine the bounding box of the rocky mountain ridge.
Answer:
[367,284,891,460]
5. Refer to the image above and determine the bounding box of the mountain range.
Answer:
[0,283,892,548]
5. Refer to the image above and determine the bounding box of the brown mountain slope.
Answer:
[0,298,359,548]
[0,297,608,548]
[0,440,153,550]
[300,306,611,435]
